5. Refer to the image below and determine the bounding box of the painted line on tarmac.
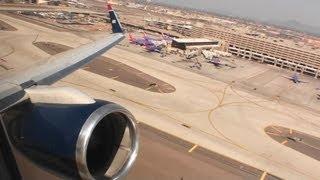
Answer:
[260,171,268,180]
[145,86,153,91]
[188,144,198,153]
[266,132,281,136]
[271,126,282,133]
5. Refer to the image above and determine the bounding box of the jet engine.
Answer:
[1,87,139,180]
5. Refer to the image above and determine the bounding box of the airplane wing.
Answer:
[281,75,293,80]
[299,80,309,83]
[0,4,139,180]
[0,33,124,112]
[0,3,126,112]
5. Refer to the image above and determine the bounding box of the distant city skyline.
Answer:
[150,0,320,35]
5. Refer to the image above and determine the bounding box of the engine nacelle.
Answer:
[2,97,139,180]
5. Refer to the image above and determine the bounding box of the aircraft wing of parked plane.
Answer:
[0,3,138,180]
[144,43,164,53]
[207,57,223,67]
[282,74,308,84]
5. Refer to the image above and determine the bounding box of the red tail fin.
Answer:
[143,32,147,39]
[129,33,134,42]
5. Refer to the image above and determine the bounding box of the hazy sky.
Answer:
[152,0,320,28]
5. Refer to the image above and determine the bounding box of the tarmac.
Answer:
[265,126,320,162]
[128,123,280,180]
[1,12,320,180]
[33,41,175,93]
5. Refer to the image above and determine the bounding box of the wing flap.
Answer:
[0,83,24,111]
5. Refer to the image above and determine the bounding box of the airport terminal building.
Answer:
[172,38,219,50]
[192,26,320,78]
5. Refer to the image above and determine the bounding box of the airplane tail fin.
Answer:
[161,33,165,40]
[107,3,123,33]
[129,33,134,42]
[143,32,148,40]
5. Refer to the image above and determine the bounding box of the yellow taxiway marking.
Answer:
[163,84,172,87]
[290,129,293,134]
[260,171,268,180]
[145,86,153,91]
[158,88,164,93]
[266,132,281,136]
[271,126,282,133]
[281,140,288,145]
[188,144,198,153]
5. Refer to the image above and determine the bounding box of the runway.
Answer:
[1,13,320,179]
[128,123,280,180]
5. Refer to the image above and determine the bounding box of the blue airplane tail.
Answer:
[107,3,123,33]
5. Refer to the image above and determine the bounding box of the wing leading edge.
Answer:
[0,3,124,112]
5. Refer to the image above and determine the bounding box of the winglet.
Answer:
[107,3,123,33]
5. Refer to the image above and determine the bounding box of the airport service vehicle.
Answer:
[0,4,139,180]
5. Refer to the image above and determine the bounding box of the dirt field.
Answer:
[0,20,16,31]
[33,42,176,93]
[265,126,320,161]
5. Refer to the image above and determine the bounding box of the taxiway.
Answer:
[1,12,320,180]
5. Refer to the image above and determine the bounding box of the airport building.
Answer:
[145,19,193,36]
[172,38,219,50]
[26,0,48,4]
[192,26,320,78]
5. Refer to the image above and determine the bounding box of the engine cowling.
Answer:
[2,99,139,180]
